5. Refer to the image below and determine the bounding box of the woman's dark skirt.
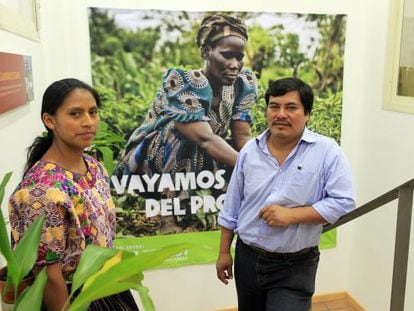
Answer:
[41,288,139,310]
[88,290,139,311]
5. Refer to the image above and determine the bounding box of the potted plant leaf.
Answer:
[1,171,190,311]
[67,243,188,311]
[0,172,48,311]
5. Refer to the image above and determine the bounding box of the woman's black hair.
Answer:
[24,78,100,175]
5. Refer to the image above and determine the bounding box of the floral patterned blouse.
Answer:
[8,154,115,280]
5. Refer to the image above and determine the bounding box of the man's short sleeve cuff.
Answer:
[311,202,338,224]
[217,215,236,231]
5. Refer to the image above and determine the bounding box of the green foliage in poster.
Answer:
[88,9,346,260]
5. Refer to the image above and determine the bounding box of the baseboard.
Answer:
[313,291,366,311]
[214,291,366,311]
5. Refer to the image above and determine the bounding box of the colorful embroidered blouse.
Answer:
[8,154,115,280]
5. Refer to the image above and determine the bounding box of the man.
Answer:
[216,77,355,311]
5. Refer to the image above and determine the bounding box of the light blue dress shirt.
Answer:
[218,127,356,253]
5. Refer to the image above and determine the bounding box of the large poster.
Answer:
[88,9,347,268]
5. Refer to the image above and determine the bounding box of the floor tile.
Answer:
[331,307,358,311]
[325,298,350,309]
[312,302,329,311]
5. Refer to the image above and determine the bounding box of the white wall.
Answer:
[346,0,414,309]
[2,0,414,310]
[0,15,45,267]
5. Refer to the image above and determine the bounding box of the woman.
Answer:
[115,14,257,233]
[8,79,138,310]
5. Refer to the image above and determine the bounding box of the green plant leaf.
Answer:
[0,204,13,262]
[0,171,12,206]
[69,267,141,311]
[14,268,47,311]
[81,249,137,289]
[0,172,13,263]
[70,244,189,310]
[97,146,114,175]
[135,283,156,311]
[0,172,17,288]
[70,245,117,295]
[11,214,45,290]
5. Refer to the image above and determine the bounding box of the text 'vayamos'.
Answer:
[110,170,227,218]
[111,170,226,194]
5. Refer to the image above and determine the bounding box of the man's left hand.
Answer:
[259,204,293,227]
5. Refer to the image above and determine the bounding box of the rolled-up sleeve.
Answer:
[218,153,246,230]
[312,146,356,224]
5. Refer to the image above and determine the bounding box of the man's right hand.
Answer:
[216,253,233,285]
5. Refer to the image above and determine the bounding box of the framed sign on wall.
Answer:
[0,0,40,41]
[383,0,414,114]
[0,51,34,114]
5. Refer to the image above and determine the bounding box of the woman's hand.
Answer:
[174,121,238,166]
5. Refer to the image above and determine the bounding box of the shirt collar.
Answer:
[255,126,317,149]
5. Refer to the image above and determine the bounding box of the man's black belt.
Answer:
[246,241,318,259]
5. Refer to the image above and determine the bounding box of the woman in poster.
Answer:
[115,14,258,234]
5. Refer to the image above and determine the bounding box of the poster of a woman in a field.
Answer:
[88,9,346,266]
[113,13,257,235]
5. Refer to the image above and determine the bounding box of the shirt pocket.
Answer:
[282,170,318,206]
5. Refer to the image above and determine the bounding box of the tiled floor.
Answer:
[312,298,359,311]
